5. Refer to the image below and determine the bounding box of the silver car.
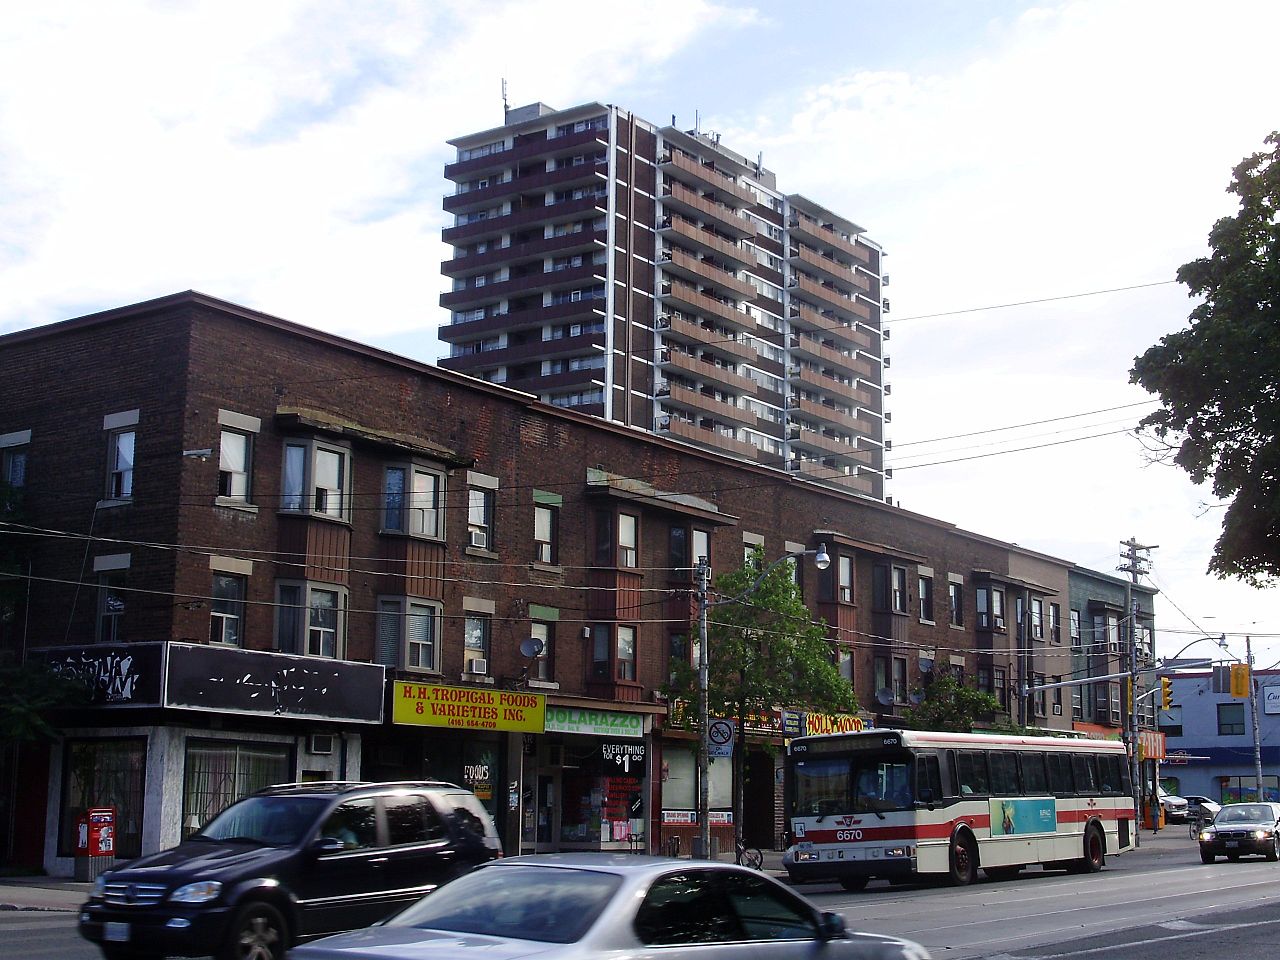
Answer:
[291,854,930,960]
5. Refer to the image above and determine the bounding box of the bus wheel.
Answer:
[838,876,869,891]
[1080,825,1105,873]
[948,836,978,886]
[983,865,1022,881]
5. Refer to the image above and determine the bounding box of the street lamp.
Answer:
[694,542,830,859]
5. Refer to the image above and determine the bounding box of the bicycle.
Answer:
[735,838,763,870]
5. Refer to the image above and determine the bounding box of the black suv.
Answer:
[78,780,502,960]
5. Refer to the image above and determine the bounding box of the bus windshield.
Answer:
[794,752,914,815]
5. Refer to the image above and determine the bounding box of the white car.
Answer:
[1159,788,1189,822]
[1185,795,1223,822]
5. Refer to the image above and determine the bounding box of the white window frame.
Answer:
[218,430,252,502]
[280,439,351,521]
[275,581,346,658]
[106,428,135,501]
[1,430,29,492]
[838,555,853,603]
[530,620,553,681]
[209,573,247,646]
[383,463,445,539]
[618,512,638,568]
[96,571,127,643]
[919,574,934,623]
[464,614,491,674]
[378,597,442,672]
[534,503,558,564]
[617,625,637,681]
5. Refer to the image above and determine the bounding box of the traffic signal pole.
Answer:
[1247,635,1265,799]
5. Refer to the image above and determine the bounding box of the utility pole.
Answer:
[1118,537,1155,841]
[1247,635,1265,799]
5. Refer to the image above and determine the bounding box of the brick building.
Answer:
[2,292,1130,873]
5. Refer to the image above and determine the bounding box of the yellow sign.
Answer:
[803,713,866,736]
[392,682,546,733]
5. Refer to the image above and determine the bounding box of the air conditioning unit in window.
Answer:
[656,416,672,430]
[467,657,488,675]
[993,616,1006,630]
[307,734,334,756]
[1052,704,1063,716]
[469,529,489,549]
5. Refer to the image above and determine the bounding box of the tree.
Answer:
[1130,131,1280,585]
[665,548,857,846]
[902,673,1005,733]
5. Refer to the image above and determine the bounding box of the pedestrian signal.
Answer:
[1159,676,1173,710]
[1230,663,1251,698]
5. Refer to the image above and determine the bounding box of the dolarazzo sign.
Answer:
[393,682,545,732]
[545,705,644,738]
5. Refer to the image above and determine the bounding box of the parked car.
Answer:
[291,855,930,960]
[1158,788,1189,822]
[1185,795,1223,823]
[1197,802,1280,863]
[78,780,502,960]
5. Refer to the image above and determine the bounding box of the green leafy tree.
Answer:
[0,653,86,743]
[665,547,857,845]
[1130,131,1280,585]
[902,673,1004,733]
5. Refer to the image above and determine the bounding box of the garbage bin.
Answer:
[74,807,116,881]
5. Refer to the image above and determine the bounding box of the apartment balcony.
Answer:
[658,216,752,268]
[787,213,873,269]
[788,274,869,323]
[791,397,880,440]
[440,264,604,310]
[443,164,606,214]
[440,330,606,374]
[660,247,756,300]
[790,366,874,407]
[658,279,753,333]
[788,303,878,355]
[657,417,765,461]
[791,244,870,291]
[787,334,875,380]
[439,299,604,343]
[442,196,606,245]
[789,458,874,494]
[660,383,757,428]
[790,427,873,462]
[660,150,757,207]
[661,181,754,239]
[659,349,759,396]
[658,313,756,364]
[442,229,607,277]
[506,366,606,395]
[444,127,608,180]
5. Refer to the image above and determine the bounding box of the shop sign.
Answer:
[601,740,646,774]
[545,705,643,737]
[662,810,697,824]
[803,713,866,736]
[708,811,733,824]
[1265,685,1280,715]
[34,643,164,707]
[392,682,545,732]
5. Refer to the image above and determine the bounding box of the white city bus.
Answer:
[783,729,1136,888]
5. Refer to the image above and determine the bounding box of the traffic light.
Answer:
[1160,676,1173,710]
[1230,663,1251,698]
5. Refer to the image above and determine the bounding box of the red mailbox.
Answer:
[77,807,116,857]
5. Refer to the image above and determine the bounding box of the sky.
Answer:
[2,0,1277,667]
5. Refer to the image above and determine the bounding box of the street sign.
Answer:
[707,719,734,757]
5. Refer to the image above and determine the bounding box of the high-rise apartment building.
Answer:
[440,102,887,499]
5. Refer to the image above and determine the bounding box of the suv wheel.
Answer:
[220,902,287,960]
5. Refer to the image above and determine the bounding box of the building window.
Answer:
[384,465,443,538]
[59,738,146,858]
[464,615,491,674]
[617,625,636,680]
[977,666,992,695]
[618,513,638,568]
[209,574,246,646]
[668,632,688,682]
[468,487,494,549]
[949,581,963,627]
[534,504,558,564]
[1072,683,1083,720]
[530,620,553,681]
[838,555,854,603]
[377,598,441,672]
[976,585,1007,629]
[891,567,908,613]
[182,739,291,837]
[874,655,889,694]
[591,624,611,679]
[919,575,934,622]
[1069,609,1081,646]
[1,438,27,492]
[281,440,350,520]
[276,582,344,657]
[892,657,908,703]
[994,667,1008,710]
[1218,702,1246,736]
[1031,598,1044,639]
[106,429,135,500]
[97,572,126,643]
[1049,603,1061,643]
[1052,677,1063,715]
[218,430,252,501]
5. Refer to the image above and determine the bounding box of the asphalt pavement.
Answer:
[0,824,1194,912]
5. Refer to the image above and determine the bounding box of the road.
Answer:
[7,835,1280,960]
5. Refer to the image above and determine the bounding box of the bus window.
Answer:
[988,752,1019,795]
[1021,752,1048,794]
[1097,755,1125,794]
[944,750,958,798]
[916,753,942,804]
[792,758,850,816]
[1046,752,1074,794]
[956,751,990,796]
[1071,754,1098,793]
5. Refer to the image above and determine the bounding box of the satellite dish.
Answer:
[875,688,895,707]
[519,637,545,659]
[919,657,934,673]
[908,692,922,706]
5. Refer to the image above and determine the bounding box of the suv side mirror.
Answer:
[818,911,847,941]
[311,837,345,855]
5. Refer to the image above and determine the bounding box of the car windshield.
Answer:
[196,795,329,846]
[388,865,621,943]
[1215,804,1274,823]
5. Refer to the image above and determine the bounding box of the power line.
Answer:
[882,280,1178,326]
[890,428,1135,471]
[891,400,1158,449]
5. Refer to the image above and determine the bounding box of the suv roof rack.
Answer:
[256,779,466,795]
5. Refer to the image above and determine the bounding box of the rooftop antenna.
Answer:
[695,109,700,135]
[502,78,509,122]
[756,151,763,174]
